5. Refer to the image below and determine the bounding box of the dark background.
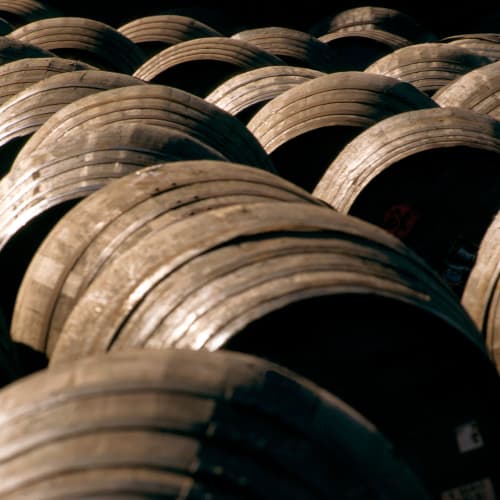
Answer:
[41,1,499,38]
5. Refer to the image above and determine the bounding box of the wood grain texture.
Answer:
[12,160,319,356]
[0,348,430,499]
[9,17,146,72]
[434,60,500,120]
[365,42,492,95]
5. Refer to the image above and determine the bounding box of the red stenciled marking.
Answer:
[382,204,420,240]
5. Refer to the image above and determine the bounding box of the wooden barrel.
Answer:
[231,27,338,72]
[0,70,144,177]
[0,35,53,66]
[0,0,61,27]
[157,6,242,35]
[365,42,492,95]
[0,57,93,106]
[246,71,437,191]
[308,6,436,43]
[133,37,285,97]
[0,125,228,338]
[12,160,321,360]
[318,29,410,71]
[1,5,498,499]
[117,14,222,57]
[0,348,430,498]
[462,212,500,368]
[442,34,500,62]
[0,97,271,315]
[12,83,275,172]
[46,199,500,496]
[9,17,146,72]
[205,65,323,123]
[313,106,500,296]
[434,60,500,120]
[47,200,473,358]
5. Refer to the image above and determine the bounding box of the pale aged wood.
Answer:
[0,69,144,177]
[9,17,146,72]
[443,34,500,62]
[12,83,274,172]
[0,0,61,27]
[49,201,477,362]
[0,126,228,336]
[0,57,93,106]
[133,37,285,96]
[308,6,436,43]
[318,30,410,71]
[12,160,320,356]
[434,60,500,120]
[206,65,323,121]
[365,42,492,95]
[313,107,500,293]
[247,71,436,190]
[462,212,500,369]
[118,14,222,56]
[0,349,430,499]
[232,27,338,72]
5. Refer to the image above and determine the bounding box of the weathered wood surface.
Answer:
[434,60,500,120]
[0,348,430,499]
[12,160,319,357]
[308,6,436,43]
[247,71,436,190]
[462,212,500,369]
[9,16,146,72]
[365,42,492,95]
[206,65,323,122]
[0,57,93,106]
[0,70,144,177]
[11,83,274,172]
[118,14,222,56]
[0,0,61,27]
[232,27,338,72]
[133,36,285,96]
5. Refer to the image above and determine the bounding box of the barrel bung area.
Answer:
[0,0,498,499]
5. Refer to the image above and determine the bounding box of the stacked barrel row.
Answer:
[0,1,497,498]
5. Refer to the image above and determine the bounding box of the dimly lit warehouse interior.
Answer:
[0,1,497,499]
